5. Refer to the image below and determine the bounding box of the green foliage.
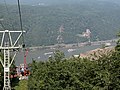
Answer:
[49,50,65,62]
[108,33,120,89]
[27,49,120,89]
[0,1,120,46]
[115,32,120,52]
[14,80,28,90]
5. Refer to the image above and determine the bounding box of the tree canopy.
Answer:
[0,1,120,46]
[27,49,120,90]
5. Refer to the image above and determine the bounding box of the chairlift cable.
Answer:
[17,0,29,77]
[0,21,5,30]
[17,0,25,47]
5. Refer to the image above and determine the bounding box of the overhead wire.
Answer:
[17,0,28,72]
[17,0,25,47]
[0,21,5,30]
[2,0,25,47]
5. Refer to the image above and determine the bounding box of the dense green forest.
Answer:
[1,43,120,89]
[13,42,120,89]
[1,0,120,89]
[0,0,120,46]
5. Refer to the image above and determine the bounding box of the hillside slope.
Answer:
[0,0,120,46]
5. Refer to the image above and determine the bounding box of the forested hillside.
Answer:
[0,0,120,46]
[16,45,120,89]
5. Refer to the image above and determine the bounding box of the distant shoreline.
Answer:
[28,38,117,51]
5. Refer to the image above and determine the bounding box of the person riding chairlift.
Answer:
[20,68,24,76]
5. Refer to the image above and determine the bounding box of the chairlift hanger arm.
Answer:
[13,31,25,46]
[0,30,26,33]
[0,30,25,47]
[9,53,17,67]
[1,31,5,47]
[9,31,13,46]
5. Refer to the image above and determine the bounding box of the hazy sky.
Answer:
[0,0,120,5]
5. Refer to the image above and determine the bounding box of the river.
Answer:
[15,45,102,66]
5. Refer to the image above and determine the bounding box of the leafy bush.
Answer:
[27,50,120,89]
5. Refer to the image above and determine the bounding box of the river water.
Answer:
[15,45,101,65]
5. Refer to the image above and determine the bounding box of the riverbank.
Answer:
[15,45,102,65]
[79,46,114,60]
[15,39,117,66]
[28,38,117,51]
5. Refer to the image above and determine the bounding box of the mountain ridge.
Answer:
[0,0,120,46]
